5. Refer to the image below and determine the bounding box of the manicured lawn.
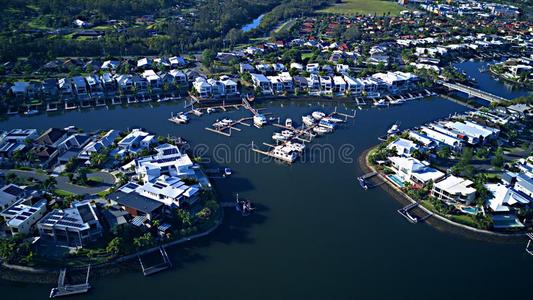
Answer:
[54,189,77,197]
[318,0,405,16]
[450,214,478,228]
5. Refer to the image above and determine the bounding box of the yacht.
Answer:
[285,118,293,128]
[206,107,216,114]
[281,130,294,138]
[271,145,299,163]
[221,118,233,125]
[313,126,329,135]
[286,141,305,153]
[374,99,387,107]
[24,109,39,116]
[272,132,287,141]
[224,168,232,177]
[318,119,336,130]
[213,120,225,128]
[253,114,267,128]
[312,111,326,120]
[302,115,315,127]
[387,124,400,135]
[323,116,343,123]
[177,113,189,123]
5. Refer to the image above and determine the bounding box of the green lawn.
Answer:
[54,189,76,197]
[318,0,405,16]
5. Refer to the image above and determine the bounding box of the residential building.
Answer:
[135,143,195,183]
[387,138,420,156]
[1,199,47,235]
[514,173,533,198]
[193,77,212,98]
[117,129,155,153]
[0,184,26,211]
[250,73,272,95]
[388,156,445,186]
[431,175,476,205]
[485,183,530,213]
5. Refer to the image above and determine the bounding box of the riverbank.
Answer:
[358,147,525,244]
[0,205,225,284]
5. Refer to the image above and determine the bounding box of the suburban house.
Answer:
[307,74,321,94]
[108,182,164,221]
[250,73,272,95]
[207,79,226,97]
[115,74,134,93]
[431,175,477,205]
[136,175,200,208]
[485,183,530,213]
[168,69,188,86]
[0,199,47,235]
[142,70,162,90]
[193,77,212,98]
[78,130,120,161]
[514,173,533,198]
[332,76,346,95]
[117,129,155,153]
[320,76,333,94]
[387,138,420,156]
[85,75,105,98]
[388,156,445,186]
[220,76,238,95]
[420,126,463,151]
[134,143,195,183]
[342,75,362,95]
[72,76,89,100]
[0,184,26,211]
[37,201,103,247]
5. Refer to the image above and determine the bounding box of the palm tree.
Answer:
[43,177,57,192]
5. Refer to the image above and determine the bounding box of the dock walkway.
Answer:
[139,246,172,276]
[49,266,91,298]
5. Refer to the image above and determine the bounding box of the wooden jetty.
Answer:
[139,246,172,276]
[49,266,91,298]
[397,203,420,223]
[526,233,533,256]
[205,117,252,136]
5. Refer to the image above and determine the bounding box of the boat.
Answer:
[311,111,326,120]
[235,194,255,216]
[374,99,387,107]
[281,130,294,138]
[302,115,315,127]
[318,119,336,130]
[224,168,232,177]
[285,118,293,128]
[213,120,225,128]
[389,98,403,105]
[313,126,329,135]
[286,141,305,153]
[271,145,299,163]
[24,109,39,115]
[272,132,287,141]
[387,124,400,135]
[221,118,233,125]
[206,107,216,114]
[253,114,267,128]
[322,116,343,123]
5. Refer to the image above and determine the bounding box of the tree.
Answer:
[133,233,155,250]
[437,146,451,159]
[106,237,124,255]
[201,49,217,69]
[491,147,504,168]
[175,208,193,228]
[43,176,57,192]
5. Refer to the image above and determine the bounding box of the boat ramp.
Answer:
[49,266,91,298]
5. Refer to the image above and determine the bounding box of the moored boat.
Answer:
[302,115,315,127]
[312,111,326,120]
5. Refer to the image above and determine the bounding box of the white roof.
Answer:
[434,175,476,196]
[387,138,419,154]
[333,76,346,85]
[485,183,530,212]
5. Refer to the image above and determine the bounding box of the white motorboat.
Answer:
[221,118,233,125]
[24,109,39,115]
[389,99,403,105]
[323,116,343,123]
[272,132,287,141]
[312,111,326,120]
[285,118,293,128]
[302,115,315,127]
[253,114,267,127]
[318,119,336,130]
[177,113,189,123]
[313,126,329,135]
[374,99,387,107]
[281,130,294,138]
[271,145,299,163]
[206,107,216,114]
[387,124,400,135]
[286,141,305,153]
[224,168,232,176]
[213,120,225,128]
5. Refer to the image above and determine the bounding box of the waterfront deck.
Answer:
[139,246,172,276]
[49,266,91,298]
[526,233,533,256]
[397,203,432,224]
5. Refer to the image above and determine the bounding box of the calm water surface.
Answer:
[1,98,532,300]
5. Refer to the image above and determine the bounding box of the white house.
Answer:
[320,76,333,94]
[514,173,533,198]
[332,76,346,95]
[279,72,294,91]
[388,156,445,186]
[268,76,284,94]
[0,199,47,235]
[485,183,530,212]
[306,63,320,74]
[387,138,420,156]
[432,175,476,205]
[420,126,463,151]
[336,64,349,74]
[250,73,272,95]
[342,75,362,95]
[168,69,188,85]
[208,79,226,97]
[220,76,238,95]
[135,143,195,183]
[307,74,321,94]
[193,77,212,98]
[117,129,155,153]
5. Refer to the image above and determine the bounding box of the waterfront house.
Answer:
[137,57,153,69]
[115,74,134,93]
[1,129,38,144]
[42,79,59,102]
[72,76,89,101]
[387,138,420,156]
[358,78,378,96]
[420,126,463,151]
[0,184,26,211]
[293,76,308,91]
[168,69,188,86]
[250,73,272,95]
[0,199,47,235]
[35,128,68,149]
[342,75,362,95]
[307,74,321,94]
[132,75,149,94]
[388,156,445,186]
[38,201,103,247]
[485,183,530,213]
[220,76,238,95]
[408,131,438,149]
[101,60,120,71]
[514,173,533,198]
[58,78,74,100]
[332,76,346,95]
[444,121,500,144]
[109,182,164,220]
[279,72,294,92]
[134,143,195,183]
[142,70,162,90]
[117,129,155,153]
[431,175,476,205]
[430,123,476,145]
[57,133,90,153]
[372,72,418,93]
[320,76,333,94]
[101,73,117,95]
[10,82,30,98]
[268,76,284,94]
[169,56,187,68]
[193,77,212,98]
[136,175,200,208]
[208,79,226,97]
[85,75,104,98]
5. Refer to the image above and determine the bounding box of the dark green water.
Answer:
[1,98,532,300]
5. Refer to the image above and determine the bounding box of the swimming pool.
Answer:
[492,214,525,229]
[459,206,479,215]
[387,174,405,188]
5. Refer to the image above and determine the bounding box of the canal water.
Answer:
[1,97,533,299]
[454,60,532,100]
